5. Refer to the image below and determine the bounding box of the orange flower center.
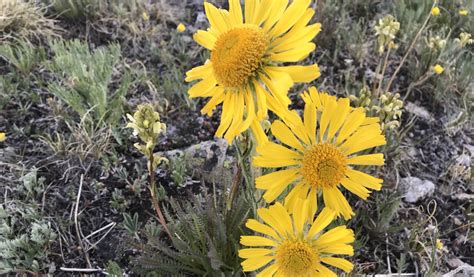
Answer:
[276,240,319,276]
[210,26,268,89]
[301,143,347,188]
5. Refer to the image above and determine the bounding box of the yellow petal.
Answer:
[315,226,355,247]
[224,92,245,142]
[268,64,320,83]
[307,207,336,238]
[256,168,299,190]
[254,81,268,119]
[336,108,366,144]
[241,255,274,271]
[185,61,213,82]
[239,248,273,258]
[347,153,385,165]
[246,219,280,240]
[304,103,317,144]
[340,177,370,200]
[228,0,243,25]
[188,76,217,98]
[263,0,288,32]
[270,0,311,38]
[320,257,354,273]
[200,87,225,116]
[261,175,300,203]
[284,182,309,213]
[261,69,293,107]
[327,98,350,140]
[215,93,235,137]
[253,142,302,168]
[257,207,287,237]
[319,97,338,142]
[271,120,305,152]
[345,169,383,191]
[250,119,269,146]
[318,244,354,256]
[204,2,228,34]
[241,236,278,247]
[292,198,309,235]
[270,43,315,62]
[193,30,216,50]
[268,203,294,235]
[252,0,274,25]
[256,263,278,277]
[235,91,256,134]
[322,187,354,220]
[316,264,337,277]
[272,23,321,53]
[307,187,318,221]
[244,0,257,24]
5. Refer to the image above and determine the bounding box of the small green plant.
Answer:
[0,39,46,76]
[0,169,56,275]
[110,188,130,212]
[122,212,139,237]
[169,153,188,188]
[105,260,124,277]
[134,191,250,276]
[46,39,133,126]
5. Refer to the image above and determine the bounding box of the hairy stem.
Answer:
[148,153,171,238]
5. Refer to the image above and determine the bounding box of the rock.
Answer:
[404,102,434,122]
[447,258,464,269]
[164,139,235,186]
[399,177,435,203]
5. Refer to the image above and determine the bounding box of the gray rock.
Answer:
[399,177,436,203]
[164,139,235,186]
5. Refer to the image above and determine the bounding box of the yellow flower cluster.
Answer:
[187,1,387,275]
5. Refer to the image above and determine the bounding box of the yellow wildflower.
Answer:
[186,0,321,143]
[0,132,5,142]
[253,87,386,220]
[431,7,440,16]
[433,64,444,75]
[176,23,186,32]
[142,11,150,21]
[459,9,468,16]
[239,201,354,276]
[436,239,443,250]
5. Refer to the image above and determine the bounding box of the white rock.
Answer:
[399,177,436,203]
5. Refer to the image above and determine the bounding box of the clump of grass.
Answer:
[0,0,59,42]
[45,39,133,127]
